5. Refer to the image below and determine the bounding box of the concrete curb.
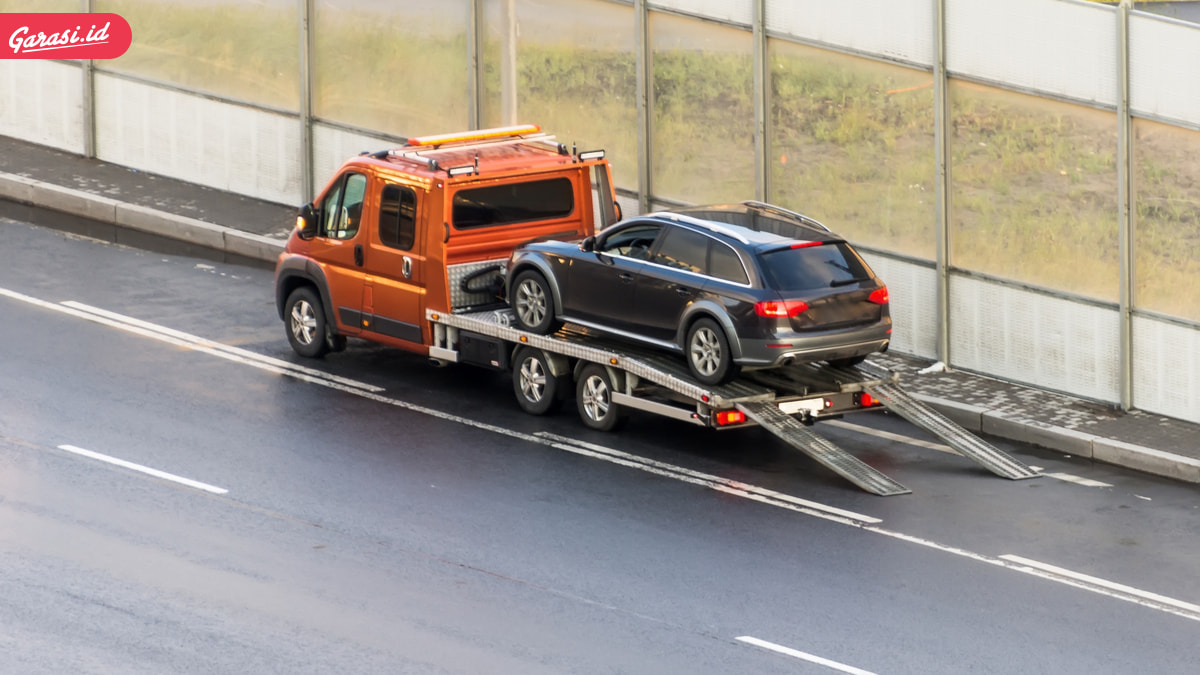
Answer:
[0,172,285,263]
[914,394,1200,484]
[4,170,1196,486]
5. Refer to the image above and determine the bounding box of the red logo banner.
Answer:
[2,13,131,60]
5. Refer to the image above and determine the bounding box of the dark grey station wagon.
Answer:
[505,201,891,385]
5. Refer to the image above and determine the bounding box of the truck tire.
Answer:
[686,317,739,386]
[512,347,565,415]
[576,364,625,431]
[285,287,330,358]
[511,270,563,335]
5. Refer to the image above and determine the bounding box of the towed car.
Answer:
[505,201,891,385]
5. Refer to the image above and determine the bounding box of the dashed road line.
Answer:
[57,444,228,495]
[736,636,877,674]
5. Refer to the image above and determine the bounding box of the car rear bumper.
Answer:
[736,323,891,367]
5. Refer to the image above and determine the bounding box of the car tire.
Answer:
[686,317,740,386]
[511,270,563,335]
[828,355,867,368]
[285,287,330,359]
[513,348,565,415]
[576,364,625,431]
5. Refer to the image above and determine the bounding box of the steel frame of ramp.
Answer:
[864,383,1041,481]
[737,401,911,496]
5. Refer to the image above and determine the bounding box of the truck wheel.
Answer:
[686,317,739,386]
[285,287,330,358]
[511,270,563,335]
[576,364,625,431]
[513,348,565,415]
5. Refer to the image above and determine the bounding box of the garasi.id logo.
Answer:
[3,13,131,59]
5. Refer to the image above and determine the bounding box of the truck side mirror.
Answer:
[580,235,595,252]
[296,203,317,240]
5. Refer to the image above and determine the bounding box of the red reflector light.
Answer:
[755,300,809,318]
[715,410,747,426]
[790,241,824,249]
[868,287,889,304]
[860,392,879,407]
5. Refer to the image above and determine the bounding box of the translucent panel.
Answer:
[1130,13,1200,128]
[95,0,299,110]
[769,39,935,258]
[1133,314,1200,426]
[480,0,637,190]
[1133,118,1200,321]
[950,81,1118,300]
[649,0,753,26]
[314,0,469,137]
[767,0,935,68]
[0,60,84,154]
[950,273,1121,403]
[946,0,1118,108]
[859,253,937,359]
[650,12,753,204]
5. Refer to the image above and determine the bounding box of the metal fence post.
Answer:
[753,0,767,202]
[635,0,651,214]
[1117,0,1134,410]
[468,0,482,130]
[934,0,951,365]
[299,0,314,202]
[82,0,96,158]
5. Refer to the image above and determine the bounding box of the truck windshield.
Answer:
[452,177,574,229]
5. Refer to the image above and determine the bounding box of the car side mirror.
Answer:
[580,235,595,252]
[296,203,317,240]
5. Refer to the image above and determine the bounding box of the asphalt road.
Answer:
[2,218,1199,674]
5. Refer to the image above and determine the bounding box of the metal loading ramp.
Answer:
[864,383,1041,481]
[737,401,911,496]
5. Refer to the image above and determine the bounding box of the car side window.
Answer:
[379,184,416,251]
[321,173,367,240]
[653,227,709,274]
[598,223,662,261]
[709,240,749,285]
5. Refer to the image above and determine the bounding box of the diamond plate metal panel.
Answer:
[950,274,1120,402]
[766,0,934,67]
[860,253,937,360]
[947,0,1118,107]
[448,259,508,310]
[0,60,84,153]
[94,74,302,205]
[1133,315,1200,425]
[1130,13,1200,128]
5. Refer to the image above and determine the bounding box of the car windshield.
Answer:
[758,243,871,292]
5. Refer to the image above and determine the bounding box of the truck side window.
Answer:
[451,177,574,229]
[379,184,416,251]
[321,173,367,240]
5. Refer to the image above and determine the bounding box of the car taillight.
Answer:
[868,287,889,305]
[755,300,809,318]
[858,392,881,407]
[715,409,747,426]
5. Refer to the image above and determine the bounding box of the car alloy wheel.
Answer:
[575,363,624,431]
[686,317,738,385]
[511,270,562,334]
[285,286,329,358]
[512,347,564,415]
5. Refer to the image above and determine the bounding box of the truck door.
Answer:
[360,182,427,348]
[313,171,369,336]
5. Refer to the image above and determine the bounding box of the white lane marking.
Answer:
[57,444,228,495]
[6,286,1197,624]
[537,433,881,524]
[60,300,382,393]
[822,419,955,454]
[1043,472,1112,488]
[1000,554,1200,618]
[1135,494,1152,501]
[736,636,877,675]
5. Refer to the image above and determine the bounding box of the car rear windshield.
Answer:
[758,243,871,292]
[452,177,574,229]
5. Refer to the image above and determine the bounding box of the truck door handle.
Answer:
[402,256,412,279]
[617,272,634,283]
[354,244,364,267]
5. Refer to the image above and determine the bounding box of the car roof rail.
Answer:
[741,200,833,232]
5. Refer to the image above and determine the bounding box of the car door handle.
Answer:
[617,272,634,283]
[673,285,692,296]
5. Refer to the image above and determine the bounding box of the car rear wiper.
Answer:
[829,277,871,287]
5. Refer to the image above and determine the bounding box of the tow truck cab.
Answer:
[274,124,619,358]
